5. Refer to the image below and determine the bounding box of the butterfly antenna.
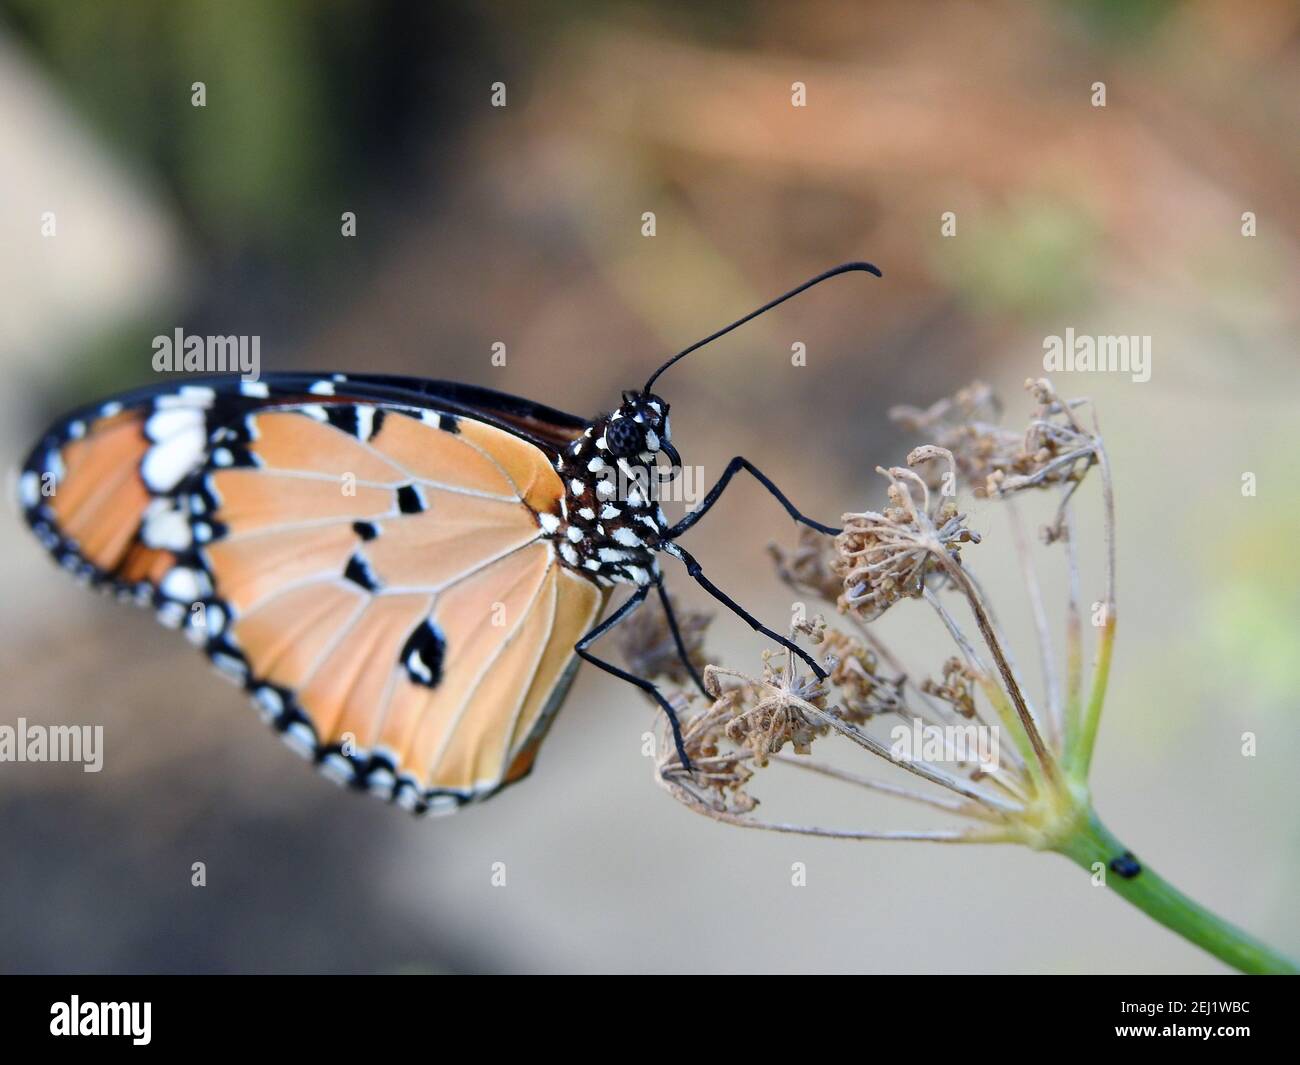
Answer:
[642,260,882,394]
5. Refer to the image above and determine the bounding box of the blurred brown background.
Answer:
[0,0,1296,973]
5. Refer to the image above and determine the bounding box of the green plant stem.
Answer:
[1055,810,1298,975]
[1069,613,1114,778]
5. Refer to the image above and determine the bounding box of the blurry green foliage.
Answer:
[2,0,368,255]
[934,196,1101,320]
[1059,0,1177,45]
[1198,503,1300,708]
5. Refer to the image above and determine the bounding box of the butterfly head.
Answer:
[604,390,679,468]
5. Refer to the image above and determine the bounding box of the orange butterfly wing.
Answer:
[20,380,607,812]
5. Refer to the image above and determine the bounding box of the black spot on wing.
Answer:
[400,620,445,688]
[439,412,459,434]
[343,552,381,591]
[352,520,379,541]
[325,404,359,437]
[396,484,425,514]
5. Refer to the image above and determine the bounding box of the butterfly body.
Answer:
[547,392,672,588]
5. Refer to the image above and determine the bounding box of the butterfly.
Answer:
[17,262,880,814]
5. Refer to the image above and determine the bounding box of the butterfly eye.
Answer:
[605,418,644,458]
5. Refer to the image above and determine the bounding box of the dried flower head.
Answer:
[833,450,980,622]
[920,656,978,719]
[715,648,829,765]
[656,691,759,815]
[891,378,1102,516]
[890,379,1018,491]
[819,627,905,724]
[767,526,841,602]
[890,379,1001,433]
[982,378,1100,504]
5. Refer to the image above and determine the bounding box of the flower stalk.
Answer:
[1054,810,1298,975]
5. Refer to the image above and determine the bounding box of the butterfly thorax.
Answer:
[542,394,672,588]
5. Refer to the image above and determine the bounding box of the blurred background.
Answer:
[0,0,1296,973]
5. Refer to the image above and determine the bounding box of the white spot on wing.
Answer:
[406,648,433,685]
[213,652,248,683]
[321,754,353,785]
[146,407,204,442]
[356,405,375,440]
[19,471,38,508]
[156,601,186,629]
[156,386,215,409]
[428,794,460,816]
[142,428,207,492]
[254,686,283,719]
[161,566,209,602]
[141,503,192,549]
[284,722,315,756]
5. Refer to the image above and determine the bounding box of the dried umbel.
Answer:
[819,627,905,724]
[833,450,980,623]
[890,379,1018,491]
[767,526,841,603]
[715,651,828,764]
[891,377,1104,529]
[657,688,759,816]
[630,377,1295,973]
[921,657,978,719]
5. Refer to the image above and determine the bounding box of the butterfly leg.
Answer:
[654,578,709,698]
[666,456,841,540]
[575,587,694,771]
[661,542,827,682]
